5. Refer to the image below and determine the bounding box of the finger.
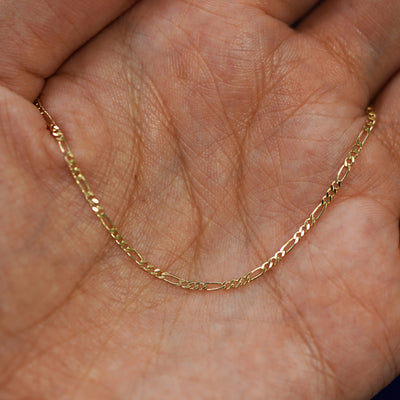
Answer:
[298,0,400,100]
[0,0,137,99]
[241,0,320,25]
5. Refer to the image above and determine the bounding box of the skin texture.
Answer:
[0,0,399,398]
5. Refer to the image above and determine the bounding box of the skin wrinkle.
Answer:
[237,126,303,258]
[1,239,109,339]
[113,112,204,276]
[155,2,293,139]
[148,15,300,265]
[49,73,116,161]
[0,175,45,252]
[268,126,312,225]
[0,103,46,179]
[157,12,234,125]
[261,111,368,220]
[178,156,251,243]
[235,266,336,399]
[54,107,129,229]
[69,63,172,252]
[174,183,237,271]
[267,85,328,138]
[68,264,153,399]
[242,47,266,133]
[380,323,400,386]
[221,86,263,264]
[178,0,243,22]
[4,20,46,67]
[276,267,332,358]
[224,31,293,133]
[300,32,370,102]
[121,53,211,262]
[235,150,267,261]
[357,257,400,379]
[374,115,400,176]
[211,27,287,259]
[242,34,294,133]
[0,287,98,392]
[331,270,389,344]
[151,7,310,247]
[69,323,126,397]
[170,130,205,277]
[124,50,145,205]
[0,315,109,392]
[1,172,111,337]
[0,335,39,389]
[124,60,173,133]
[278,288,339,398]
[302,215,398,395]
[122,173,187,254]
[39,0,82,45]
[150,18,263,271]
[128,293,189,398]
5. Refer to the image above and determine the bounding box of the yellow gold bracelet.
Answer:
[34,99,376,291]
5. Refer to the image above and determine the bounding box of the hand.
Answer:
[1,1,399,398]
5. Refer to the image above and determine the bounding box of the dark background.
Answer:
[372,375,400,399]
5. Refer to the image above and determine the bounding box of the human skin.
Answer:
[0,0,399,398]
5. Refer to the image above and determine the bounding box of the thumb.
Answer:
[0,0,137,99]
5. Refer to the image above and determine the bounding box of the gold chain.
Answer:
[34,99,376,291]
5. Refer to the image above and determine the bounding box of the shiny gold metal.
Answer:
[34,99,376,291]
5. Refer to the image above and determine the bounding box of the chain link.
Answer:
[34,99,376,291]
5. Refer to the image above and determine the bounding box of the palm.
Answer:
[1,1,399,398]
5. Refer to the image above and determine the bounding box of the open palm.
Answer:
[1,0,399,398]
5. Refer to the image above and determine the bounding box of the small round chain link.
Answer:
[34,99,376,291]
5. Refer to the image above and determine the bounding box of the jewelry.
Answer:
[34,99,376,291]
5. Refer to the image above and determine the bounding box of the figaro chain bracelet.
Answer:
[34,99,376,291]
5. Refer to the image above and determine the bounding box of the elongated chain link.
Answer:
[34,99,376,291]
